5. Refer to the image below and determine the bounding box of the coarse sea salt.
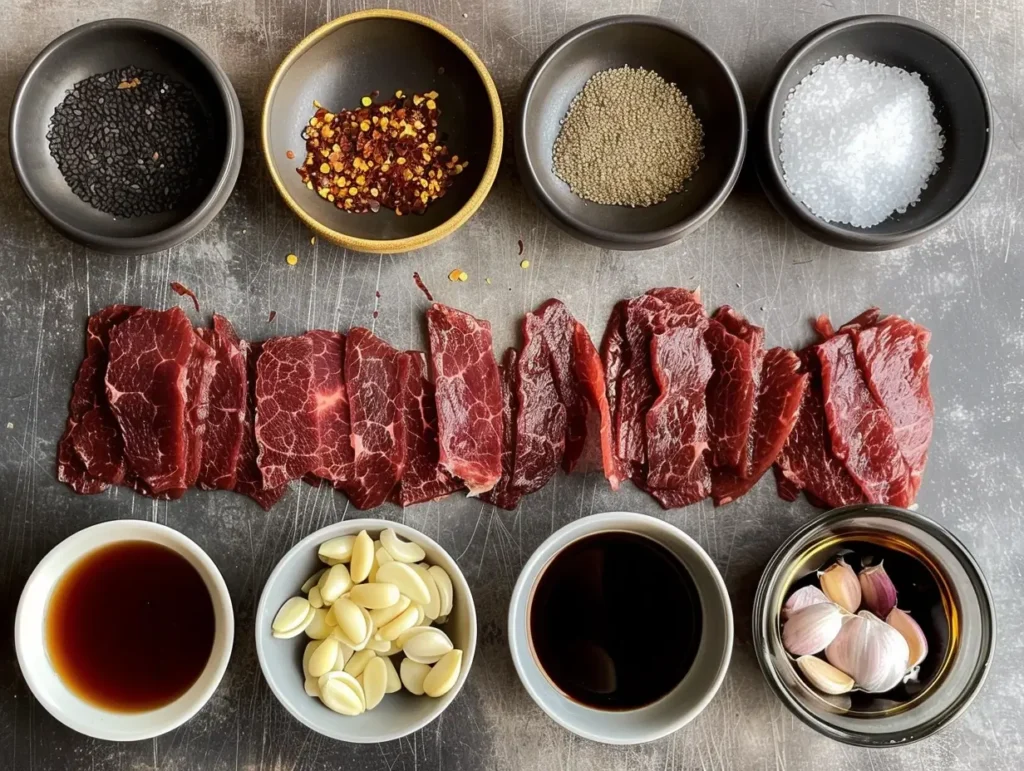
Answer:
[779,55,944,228]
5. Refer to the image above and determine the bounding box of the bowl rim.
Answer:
[254,518,478,743]
[754,13,993,251]
[261,9,504,254]
[8,17,244,256]
[14,519,235,741]
[751,504,996,747]
[514,14,747,248]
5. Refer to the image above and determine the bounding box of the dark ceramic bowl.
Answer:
[262,10,503,254]
[9,19,243,256]
[515,16,746,251]
[755,15,992,251]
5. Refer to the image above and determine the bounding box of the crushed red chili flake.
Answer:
[286,150,295,160]
[268,310,277,322]
[296,91,467,215]
[169,281,199,312]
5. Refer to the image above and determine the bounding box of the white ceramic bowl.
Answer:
[255,519,477,743]
[508,512,733,744]
[15,519,235,741]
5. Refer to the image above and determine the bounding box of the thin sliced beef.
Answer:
[644,326,713,508]
[705,320,758,472]
[255,335,318,488]
[305,330,354,485]
[853,317,933,499]
[196,315,247,491]
[235,341,288,510]
[398,352,462,506]
[512,310,566,495]
[711,306,766,477]
[600,301,629,489]
[481,349,522,510]
[341,327,406,509]
[105,307,194,495]
[711,347,807,505]
[817,333,912,507]
[573,319,615,481]
[774,350,865,508]
[426,304,503,495]
[183,332,217,488]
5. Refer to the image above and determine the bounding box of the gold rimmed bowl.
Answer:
[262,10,502,254]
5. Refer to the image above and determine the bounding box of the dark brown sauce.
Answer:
[529,531,702,710]
[46,540,216,713]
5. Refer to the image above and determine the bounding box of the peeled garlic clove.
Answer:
[273,603,316,639]
[379,605,420,641]
[304,608,332,640]
[302,640,319,678]
[428,565,454,617]
[375,562,431,605]
[423,649,462,698]
[344,648,377,678]
[308,585,325,609]
[320,563,353,604]
[886,607,928,668]
[349,582,401,610]
[332,598,367,644]
[819,558,862,613]
[410,563,441,620]
[400,658,431,695]
[782,586,829,620]
[859,564,898,619]
[782,601,844,656]
[304,676,321,698]
[365,636,393,653]
[333,640,353,670]
[403,628,454,665]
[376,546,394,569]
[796,655,855,695]
[362,656,387,710]
[272,596,311,634]
[825,610,909,693]
[319,536,356,564]
[309,637,342,678]
[370,595,412,628]
[302,569,326,594]
[368,541,382,583]
[382,654,402,693]
[349,530,375,583]
[396,625,436,649]
[380,528,426,563]
[319,671,364,715]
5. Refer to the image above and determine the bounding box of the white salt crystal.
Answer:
[779,56,944,228]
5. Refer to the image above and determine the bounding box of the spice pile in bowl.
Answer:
[297,91,466,216]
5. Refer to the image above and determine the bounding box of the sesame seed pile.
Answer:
[551,66,703,208]
[47,66,206,218]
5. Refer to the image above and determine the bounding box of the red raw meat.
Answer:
[512,310,566,494]
[196,315,247,491]
[427,304,503,495]
[481,349,522,510]
[600,300,629,489]
[705,315,760,472]
[854,317,933,499]
[183,332,217,488]
[235,341,288,510]
[305,330,354,486]
[398,351,461,506]
[712,347,807,505]
[573,319,615,482]
[255,335,318,488]
[105,307,194,495]
[817,333,912,507]
[341,327,406,509]
[644,326,713,507]
[712,306,766,477]
[774,350,865,508]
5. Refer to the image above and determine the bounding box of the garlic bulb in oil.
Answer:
[859,563,898,618]
[782,601,844,656]
[825,610,909,693]
[819,557,862,613]
[796,655,855,695]
[782,585,829,621]
[886,607,928,668]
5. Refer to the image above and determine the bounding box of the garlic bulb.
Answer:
[796,655,855,695]
[782,585,829,620]
[819,557,862,613]
[782,601,844,656]
[886,607,928,668]
[825,610,909,693]
[859,563,898,618]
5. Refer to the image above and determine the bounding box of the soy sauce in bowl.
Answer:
[528,530,702,710]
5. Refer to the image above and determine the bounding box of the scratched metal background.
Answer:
[0,0,1020,769]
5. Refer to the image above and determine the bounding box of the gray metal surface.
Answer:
[0,0,1019,769]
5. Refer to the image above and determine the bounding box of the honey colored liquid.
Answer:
[46,540,216,713]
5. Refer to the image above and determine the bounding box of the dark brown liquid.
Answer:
[46,540,216,713]
[529,531,702,710]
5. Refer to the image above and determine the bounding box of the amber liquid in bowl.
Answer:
[46,540,216,712]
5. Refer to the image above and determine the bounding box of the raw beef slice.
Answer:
[644,326,713,508]
[774,350,865,508]
[711,347,807,506]
[481,349,522,510]
[398,351,461,506]
[105,307,194,495]
[600,300,629,489]
[305,330,354,486]
[255,335,318,488]
[235,341,288,510]
[341,327,406,509]
[427,304,503,495]
[704,317,756,471]
[710,306,765,477]
[183,332,217,488]
[854,317,933,498]
[573,318,615,483]
[196,315,247,490]
[817,333,912,507]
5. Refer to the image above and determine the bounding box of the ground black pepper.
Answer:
[47,66,207,218]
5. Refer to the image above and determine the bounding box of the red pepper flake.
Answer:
[517,238,524,256]
[286,150,295,160]
[412,271,433,301]
[372,310,379,319]
[375,290,381,298]
[268,310,277,322]
[169,281,199,312]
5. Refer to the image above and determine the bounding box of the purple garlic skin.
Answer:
[859,563,898,618]
[782,585,829,621]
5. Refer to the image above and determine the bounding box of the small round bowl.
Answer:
[753,505,995,746]
[255,519,477,743]
[754,15,992,251]
[9,19,243,256]
[262,10,502,254]
[515,15,746,251]
[508,512,733,744]
[15,520,234,741]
